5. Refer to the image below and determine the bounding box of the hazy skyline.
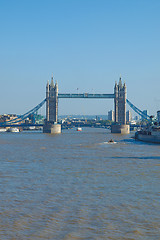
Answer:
[0,0,160,116]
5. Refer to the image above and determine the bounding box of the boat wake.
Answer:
[107,141,117,144]
[99,141,117,145]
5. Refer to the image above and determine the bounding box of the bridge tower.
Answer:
[46,76,58,123]
[112,77,130,134]
[114,77,126,124]
[43,75,61,133]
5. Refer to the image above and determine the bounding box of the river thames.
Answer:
[0,128,159,240]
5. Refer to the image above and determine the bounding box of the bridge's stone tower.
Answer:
[43,76,61,133]
[114,77,126,124]
[46,76,58,123]
[112,77,129,134]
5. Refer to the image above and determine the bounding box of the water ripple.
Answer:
[0,129,160,239]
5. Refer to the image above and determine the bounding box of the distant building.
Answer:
[135,115,139,121]
[126,110,132,122]
[0,114,17,123]
[142,110,149,120]
[108,110,114,121]
[157,111,160,123]
[96,116,100,121]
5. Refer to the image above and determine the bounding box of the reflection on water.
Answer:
[0,128,160,240]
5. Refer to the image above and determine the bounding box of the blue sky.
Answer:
[0,0,160,116]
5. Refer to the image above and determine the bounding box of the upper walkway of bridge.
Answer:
[58,93,115,99]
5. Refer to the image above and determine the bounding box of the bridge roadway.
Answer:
[58,93,115,98]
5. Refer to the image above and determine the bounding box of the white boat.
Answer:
[7,127,20,133]
[77,127,82,131]
[0,128,7,132]
[28,126,36,130]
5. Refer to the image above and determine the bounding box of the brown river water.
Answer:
[0,128,160,240]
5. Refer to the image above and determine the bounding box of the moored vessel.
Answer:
[135,123,160,144]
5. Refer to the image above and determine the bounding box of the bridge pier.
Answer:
[43,121,61,134]
[43,76,61,134]
[111,124,130,134]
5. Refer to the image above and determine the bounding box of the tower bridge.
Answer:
[43,76,129,134]
[0,76,149,133]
